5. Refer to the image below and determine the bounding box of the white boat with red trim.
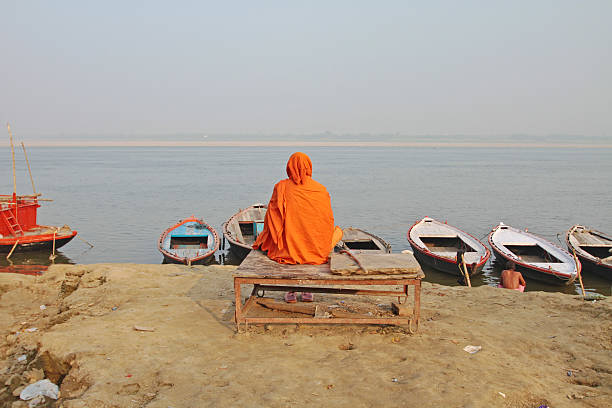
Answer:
[489,223,578,285]
[158,216,219,265]
[407,217,490,276]
[566,225,612,280]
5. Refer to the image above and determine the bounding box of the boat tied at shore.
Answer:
[158,216,219,265]
[489,223,579,285]
[565,225,612,280]
[407,217,490,277]
[335,227,391,254]
[222,204,267,261]
[2,124,77,255]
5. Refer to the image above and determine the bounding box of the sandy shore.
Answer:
[1,264,610,407]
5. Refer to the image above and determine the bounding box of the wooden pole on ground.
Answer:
[20,142,37,195]
[572,250,585,299]
[49,231,57,261]
[460,253,472,287]
[6,240,19,260]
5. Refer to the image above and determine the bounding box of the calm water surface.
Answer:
[1,146,611,295]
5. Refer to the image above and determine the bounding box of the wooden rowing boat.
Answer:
[335,227,391,254]
[489,223,578,285]
[158,216,219,265]
[222,204,267,261]
[566,225,612,280]
[407,217,490,276]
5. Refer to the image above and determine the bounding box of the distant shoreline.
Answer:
[1,140,611,148]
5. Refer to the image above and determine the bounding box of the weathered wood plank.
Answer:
[330,252,422,276]
[234,250,424,280]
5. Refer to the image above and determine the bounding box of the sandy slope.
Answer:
[1,264,610,408]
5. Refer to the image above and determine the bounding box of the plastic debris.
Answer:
[463,345,482,354]
[28,394,45,407]
[498,392,506,398]
[39,305,46,311]
[567,370,572,376]
[20,379,59,401]
[391,378,398,382]
[17,355,27,362]
[111,307,118,311]
[25,327,38,332]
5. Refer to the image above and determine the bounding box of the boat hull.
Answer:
[573,252,612,280]
[0,232,77,253]
[409,243,485,276]
[226,241,252,262]
[161,252,216,265]
[490,244,574,286]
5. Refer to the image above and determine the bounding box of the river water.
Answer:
[1,144,611,295]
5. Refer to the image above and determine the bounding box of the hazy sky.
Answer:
[1,1,611,137]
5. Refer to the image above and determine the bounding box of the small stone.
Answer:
[133,326,155,332]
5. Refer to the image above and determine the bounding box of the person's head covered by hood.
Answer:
[286,152,313,185]
[253,152,342,265]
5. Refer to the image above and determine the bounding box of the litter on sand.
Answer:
[20,379,59,401]
[463,345,482,354]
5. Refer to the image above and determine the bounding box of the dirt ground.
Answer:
[0,264,610,408]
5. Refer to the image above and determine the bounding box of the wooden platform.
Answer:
[233,250,424,331]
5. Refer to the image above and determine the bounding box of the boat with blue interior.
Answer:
[158,216,219,265]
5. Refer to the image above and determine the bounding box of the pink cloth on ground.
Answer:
[498,284,525,292]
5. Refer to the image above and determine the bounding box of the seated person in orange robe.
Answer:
[253,152,342,302]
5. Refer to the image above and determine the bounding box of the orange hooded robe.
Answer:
[253,152,341,265]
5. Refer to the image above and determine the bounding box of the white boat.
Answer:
[489,223,578,285]
[407,217,489,276]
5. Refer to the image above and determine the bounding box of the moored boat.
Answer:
[407,217,490,276]
[222,204,267,261]
[566,225,612,280]
[335,227,391,254]
[489,223,578,285]
[158,216,219,265]
[2,125,78,255]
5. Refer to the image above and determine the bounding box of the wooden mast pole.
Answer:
[7,123,17,200]
[20,142,37,195]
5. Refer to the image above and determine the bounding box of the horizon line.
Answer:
[1,140,611,148]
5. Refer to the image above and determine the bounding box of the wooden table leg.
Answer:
[413,280,421,329]
[234,278,243,328]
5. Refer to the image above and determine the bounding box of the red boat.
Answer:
[0,194,78,253]
[2,124,77,254]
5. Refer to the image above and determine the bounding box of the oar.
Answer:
[571,249,585,299]
[460,253,472,288]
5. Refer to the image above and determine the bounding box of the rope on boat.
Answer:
[76,235,94,248]
[20,142,37,195]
